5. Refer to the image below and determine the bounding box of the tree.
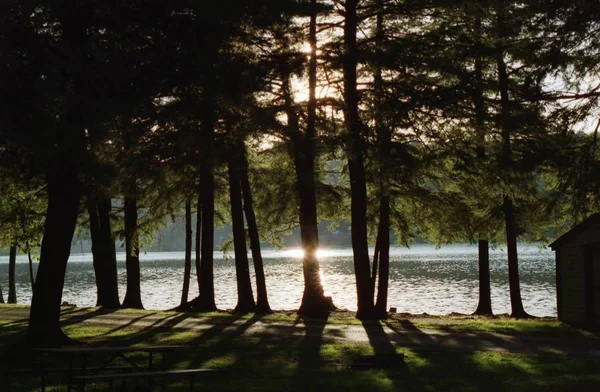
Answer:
[0,175,45,305]
[121,177,144,309]
[402,0,569,319]
[492,0,560,318]
[293,0,337,317]
[539,0,600,223]
[368,0,391,318]
[496,2,527,318]
[343,0,376,319]
[87,195,120,308]
[238,141,272,313]
[180,197,193,306]
[227,140,257,313]
[399,0,503,317]
[7,245,17,304]
[472,1,493,316]
[22,2,88,345]
[85,119,122,310]
[0,0,173,344]
[167,0,297,312]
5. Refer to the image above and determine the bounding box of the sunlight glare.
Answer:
[285,248,332,259]
[300,41,312,54]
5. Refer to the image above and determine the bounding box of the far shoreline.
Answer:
[0,242,554,263]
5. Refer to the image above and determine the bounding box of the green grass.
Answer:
[3,303,600,336]
[0,303,29,309]
[408,316,600,338]
[62,306,599,337]
[2,304,599,339]
[2,305,600,391]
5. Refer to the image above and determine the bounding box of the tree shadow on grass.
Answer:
[97,312,160,337]
[59,306,91,317]
[197,314,329,391]
[385,319,563,355]
[185,313,266,366]
[135,313,270,390]
[402,347,547,392]
[135,313,337,391]
[384,319,437,347]
[358,320,409,391]
[60,306,120,329]
[0,320,29,340]
[361,320,398,356]
[103,312,197,346]
[378,320,600,392]
[0,305,30,322]
[295,315,328,370]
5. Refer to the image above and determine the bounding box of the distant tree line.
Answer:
[0,0,598,345]
[68,218,358,253]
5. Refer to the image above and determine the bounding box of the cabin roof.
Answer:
[549,213,600,250]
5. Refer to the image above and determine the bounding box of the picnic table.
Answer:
[35,345,186,391]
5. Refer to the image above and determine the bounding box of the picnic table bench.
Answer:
[72,368,217,391]
[35,345,215,391]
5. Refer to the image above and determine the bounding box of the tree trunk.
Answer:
[371,238,379,298]
[471,7,493,317]
[375,195,390,317]
[503,195,528,317]
[88,199,103,306]
[8,244,17,304]
[496,1,528,318]
[373,0,389,319]
[297,3,335,317]
[238,142,272,313]
[280,69,333,317]
[344,0,375,319]
[27,244,35,294]
[294,134,332,317]
[89,197,120,308]
[97,197,119,307]
[121,178,144,309]
[181,197,193,306]
[27,161,80,346]
[193,90,217,312]
[0,278,3,303]
[473,239,493,315]
[195,191,202,292]
[228,146,256,313]
[27,6,86,346]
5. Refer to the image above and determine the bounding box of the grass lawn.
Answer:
[1,305,600,391]
[5,304,597,337]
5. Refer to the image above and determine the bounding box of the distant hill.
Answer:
[70,217,358,253]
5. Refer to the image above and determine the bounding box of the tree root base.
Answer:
[174,296,218,312]
[356,307,389,321]
[298,296,336,319]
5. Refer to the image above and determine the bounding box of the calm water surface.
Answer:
[0,244,556,316]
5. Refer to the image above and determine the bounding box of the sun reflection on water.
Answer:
[282,248,334,259]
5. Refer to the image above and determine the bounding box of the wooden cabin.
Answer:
[549,213,600,324]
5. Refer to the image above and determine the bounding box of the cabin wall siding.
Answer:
[555,225,600,323]
[558,247,586,322]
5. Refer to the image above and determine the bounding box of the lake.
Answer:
[0,244,556,317]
